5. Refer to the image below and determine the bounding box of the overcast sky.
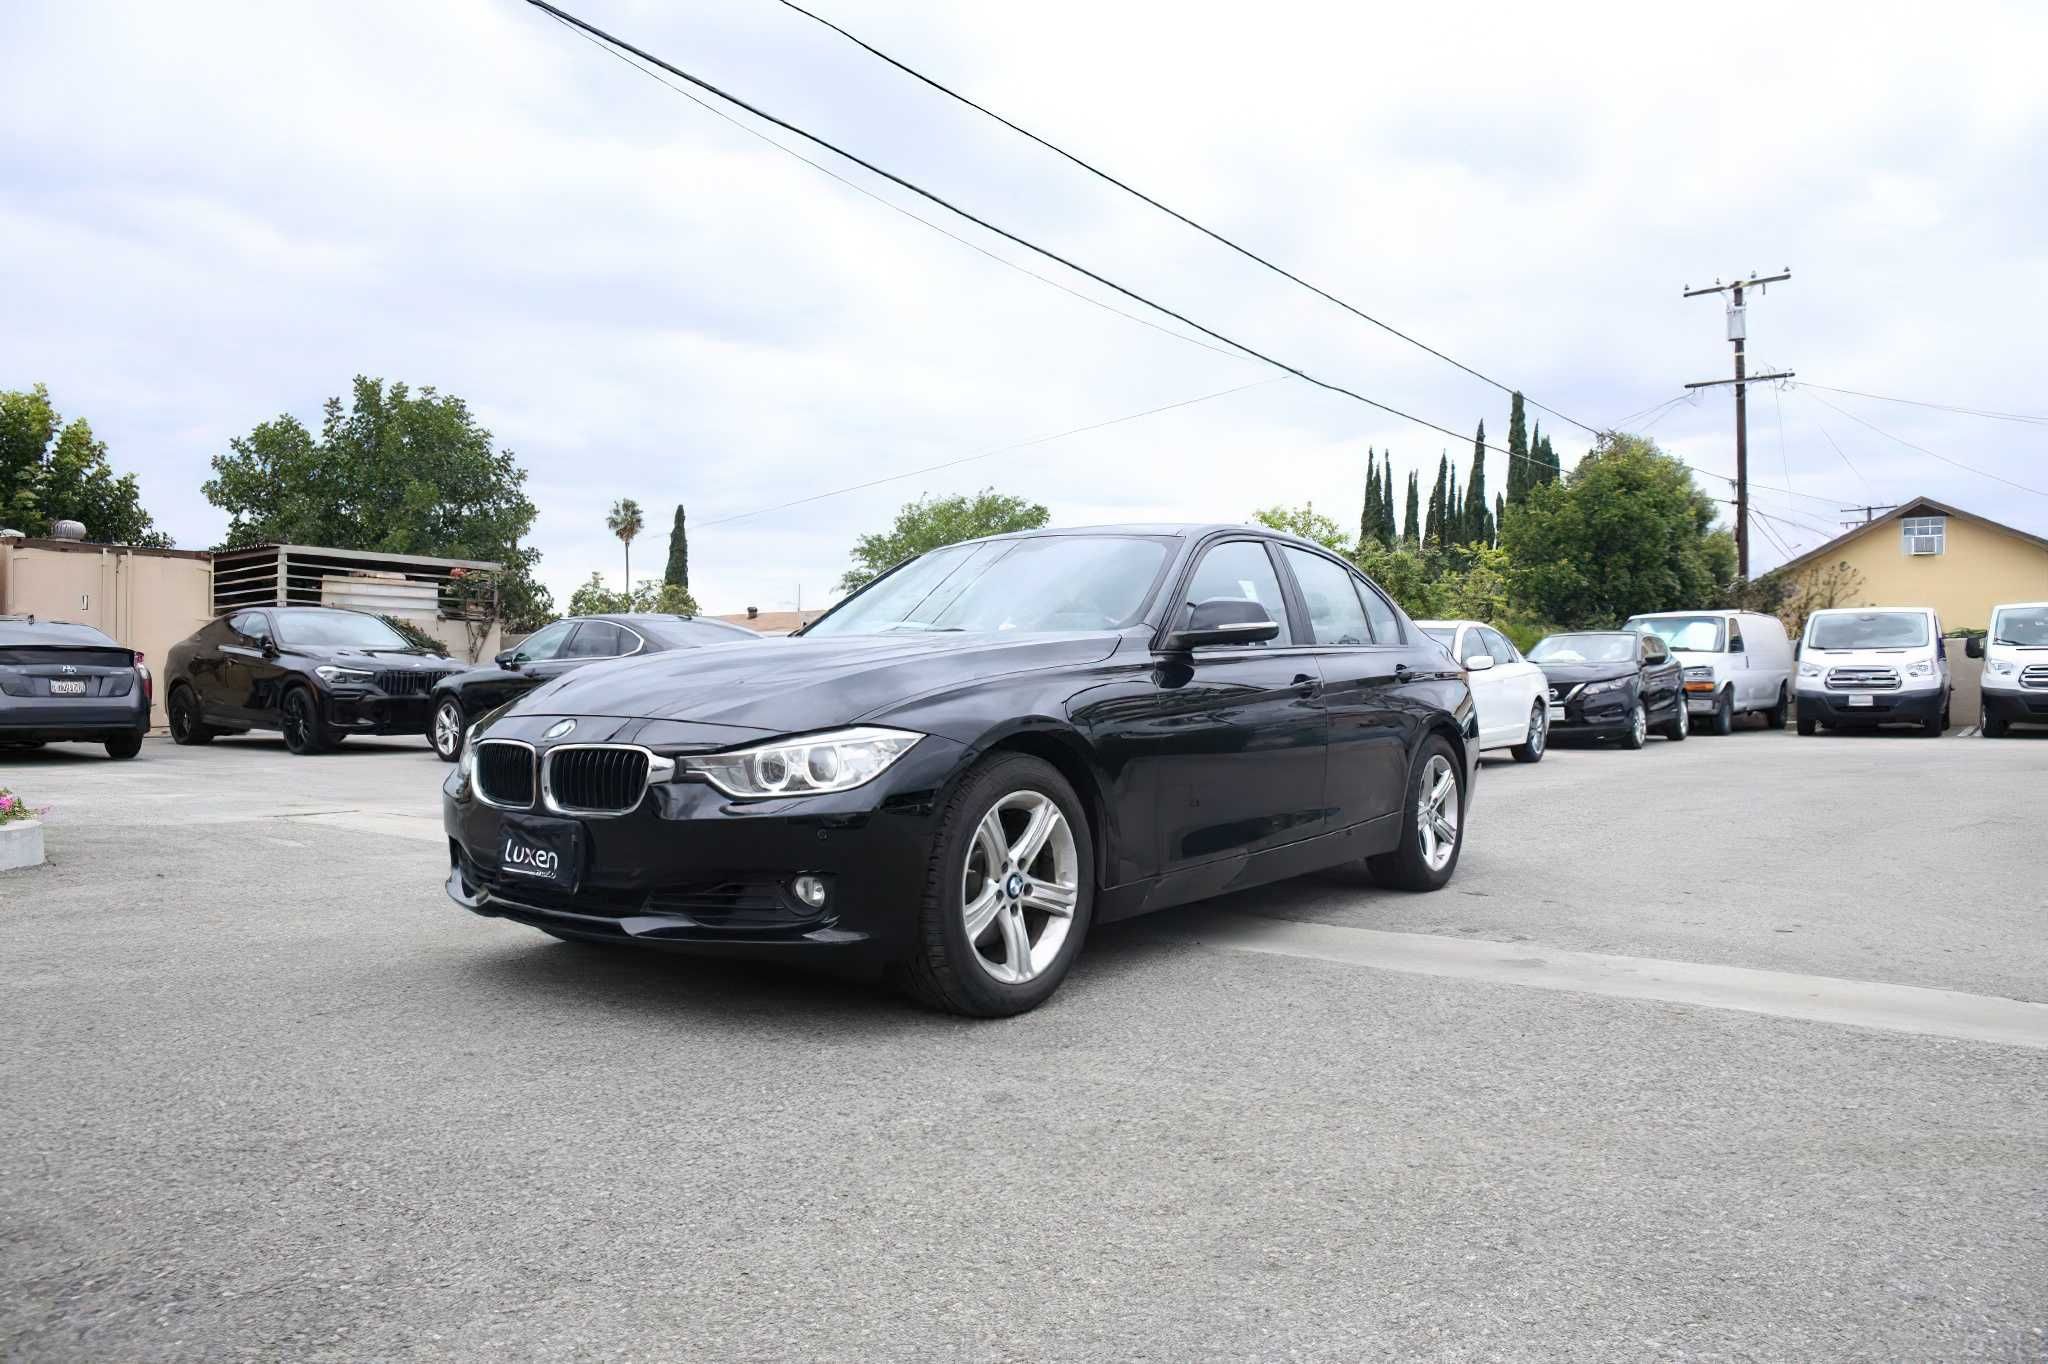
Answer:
[5,1,2045,613]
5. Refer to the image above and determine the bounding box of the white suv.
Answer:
[1796,607,1951,737]
[1967,601,2048,738]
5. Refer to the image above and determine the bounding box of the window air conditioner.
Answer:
[1906,535,1941,556]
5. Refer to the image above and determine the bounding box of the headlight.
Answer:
[1986,659,2017,676]
[1683,666,1715,682]
[1905,660,1936,678]
[1581,677,1633,695]
[683,726,921,798]
[315,664,375,684]
[1798,662,1823,678]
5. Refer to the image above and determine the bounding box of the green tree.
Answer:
[0,384,170,545]
[204,375,554,631]
[1462,420,1491,546]
[1361,453,1381,550]
[841,488,1049,593]
[1446,463,1462,545]
[1252,501,1349,552]
[606,497,644,592]
[1498,432,1736,627]
[1379,453,1397,544]
[1504,393,1529,504]
[663,503,689,592]
[1403,470,1421,547]
[1426,453,1447,548]
[566,573,699,617]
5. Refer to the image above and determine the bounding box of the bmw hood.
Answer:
[1535,661,1636,686]
[297,646,451,668]
[510,631,1124,734]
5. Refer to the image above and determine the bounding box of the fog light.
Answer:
[792,875,829,909]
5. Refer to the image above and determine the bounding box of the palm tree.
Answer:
[606,498,644,592]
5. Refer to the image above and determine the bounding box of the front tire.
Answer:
[1797,711,1818,736]
[1364,737,1465,891]
[1982,709,2007,738]
[1511,700,1547,763]
[430,697,466,762]
[1619,701,1647,750]
[897,753,1094,1018]
[105,733,143,760]
[280,685,337,755]
[167,684,215,745]
[1662,696,1690,741]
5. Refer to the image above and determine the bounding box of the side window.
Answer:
[512,620,575,662]
[1356,579,1402,645]
[1727,620,1746,654]
[230,612,271,644]
[1181,541,1291,646]
[1280,548,1373,645]
[563,622,628,658]
[1483,627,1516,665]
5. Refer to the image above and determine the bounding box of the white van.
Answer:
[1623,610,1794,734]
[1795,606,1951,737]
[1966,601,2048,738]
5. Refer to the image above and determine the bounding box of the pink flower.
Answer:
[0,794,14,813]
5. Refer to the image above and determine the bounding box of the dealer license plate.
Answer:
[50,680,87,695]
[1548,705,1566,722]
[494,813,582,891]
[1846,694,1876,708]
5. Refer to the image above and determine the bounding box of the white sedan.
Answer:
[1416,619,1550,762]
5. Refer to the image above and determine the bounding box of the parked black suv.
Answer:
[0,617,150,759]
[1528,630,1688,749]
[425,614,760,761]
[165,607,456,755]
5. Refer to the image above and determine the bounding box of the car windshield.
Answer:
[1529,633,1636,664]
[1808,612,1929,650]
[1991,606,2048,646]
[272,609,412,649]
[807,535,1172,636]
[1629,615,1724,652]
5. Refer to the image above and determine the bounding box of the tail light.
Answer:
[135,651,153,703]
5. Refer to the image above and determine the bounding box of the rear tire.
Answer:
[1511,700,1547,763]
[104,734,143,760]
[430,696,466,763]
[896,753,1094,1018]
[1763,685,1789,729]
[280,685,337,755]
[1364,737,1465,891]
[167,684,216,745]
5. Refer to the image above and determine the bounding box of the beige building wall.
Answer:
[1791,514,2048,632]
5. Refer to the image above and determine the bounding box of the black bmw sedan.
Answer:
[444,525,1480,1016]
[1528,630,1688,749]
[166,607,458,755]
[425,613,760,761]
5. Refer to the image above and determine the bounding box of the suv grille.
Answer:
[547,747,651,814]
[375,668,451,696]
[475,741,536,808]
[1826,666,1900,690]
[2023,665,2048,690]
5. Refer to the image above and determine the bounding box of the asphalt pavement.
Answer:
[3,727,2044,1361]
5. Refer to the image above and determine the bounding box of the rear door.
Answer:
[1278,546,1410,828]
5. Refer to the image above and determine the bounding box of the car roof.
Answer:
[1808,605,1934,615]
[0,617,119,646]
[946,522,1340,555]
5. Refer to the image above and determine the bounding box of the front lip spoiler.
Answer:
[444,860,871,948]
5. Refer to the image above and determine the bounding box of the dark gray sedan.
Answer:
[0,617,150,759]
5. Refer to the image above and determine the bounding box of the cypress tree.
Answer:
[1404,471,1421,546]
[1362,452,1380,549]
[1446,464,1461,545]
[1464,420,1490,546]
[1426,453,1447,548]
[1493,492,1504,548]
[1379,453,1397,544]
[1538,431,1560,485]
[1505,393,1529,504]
[663,504,690,590]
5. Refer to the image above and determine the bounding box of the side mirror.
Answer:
[1464,653,1495,672]
[1965,636,1984,659]
[1163,598,1280,652]
[496,652,520,670]
[260,638,280,659]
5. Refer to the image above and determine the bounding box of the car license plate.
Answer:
[1846,694,1876,708]
[495,813,582,891]
[50,680,87,695]
[1548,705,1566,721]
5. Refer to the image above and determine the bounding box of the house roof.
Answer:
[710,608,828,635]
[1773,496,2048,576]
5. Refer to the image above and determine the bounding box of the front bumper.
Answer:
[0,696,148,743]
[1796,686,1944,726]
[1546,686,1637,734]
[1980,687,2048,726]
[322,689,435,736]
[443,731,968,959]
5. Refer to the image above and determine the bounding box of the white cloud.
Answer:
[3,0,2045,611]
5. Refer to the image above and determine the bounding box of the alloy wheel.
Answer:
[433,701,464,758]
[1631,704,1647,747]
[961,790,1079,985]
[1676,701,1690,737]
[282,691,313,753]
[1528,703,1547,756]
[1416,754,1459,872]
[169,692,193,741]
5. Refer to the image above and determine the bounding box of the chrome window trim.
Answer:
[540,742,677,818]
[472,737,539,810]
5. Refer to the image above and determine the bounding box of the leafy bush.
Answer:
[0,789,47,826]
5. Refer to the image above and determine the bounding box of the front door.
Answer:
[215,611,280,725]
[1639,635,1682,722]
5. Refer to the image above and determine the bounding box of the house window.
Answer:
[1901,516,1945,556]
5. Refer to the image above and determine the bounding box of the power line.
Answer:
[540,10,1248,364]
[1796,382,2048,427]
[769,0,1607,438]
[1801,389,2048,499]
[520,0,1574,475]
[697,378,1280,528]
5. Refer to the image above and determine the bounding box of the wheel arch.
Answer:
[968,721,1113,886]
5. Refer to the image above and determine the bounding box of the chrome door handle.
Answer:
[1293,673,1321,698]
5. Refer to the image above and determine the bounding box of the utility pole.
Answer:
[1839,503,1898,529]
[1685,270,1793,578]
